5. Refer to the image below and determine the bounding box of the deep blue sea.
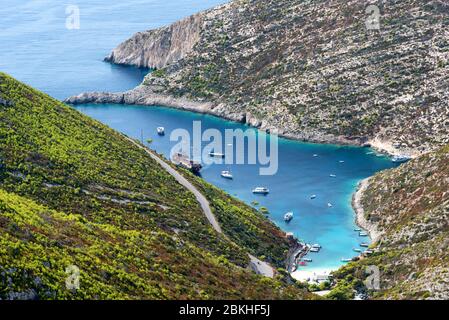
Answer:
[1,0,398,272]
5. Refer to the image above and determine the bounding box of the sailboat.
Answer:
[221,170,233,179]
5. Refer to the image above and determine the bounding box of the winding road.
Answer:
[126,137,274,278]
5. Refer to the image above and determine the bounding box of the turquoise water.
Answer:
[1,0,398,271]
[76,104,398,270]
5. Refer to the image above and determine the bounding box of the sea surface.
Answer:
[0,0,226,99]
[1,0,398,272]
[76,104,398,271]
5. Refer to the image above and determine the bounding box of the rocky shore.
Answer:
[104,13,204,69]
[63,0,449,158]
[352,178,382,243]
[64,89,404,155]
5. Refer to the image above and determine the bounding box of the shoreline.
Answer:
[64,88,421,158]
[291,267,335,283]
[66,88,389,272]
[352,178,382,243]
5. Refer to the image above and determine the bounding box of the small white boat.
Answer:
[303,258,313,263]
[157,127,165,135]
[339,160,345,163]
[221,170,233,179]
[209,151,225,158]
[310,247,320,253]
[353,248,362,253]
[363,250,374,255]
[392,155,411,163]
[360,243,369,247]
[313,154,318,157]
[341,258,352,263]
[252,187,269,195]
[359,232,369,237]
[354,228,362,232]
[310,194,317,199]
[330,174,337,178]
[327,203,333,207]
[284,212,294,222]
[312,244,321,249]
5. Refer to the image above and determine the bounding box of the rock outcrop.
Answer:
[332,145,449,300]
[104,13,204,69]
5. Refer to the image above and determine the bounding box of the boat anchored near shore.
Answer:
[209,151,225,158]
[359,231,369,237]
[252,187,269,195]
[284,212,294,222]
[360,242,370,247]
[171,153,202,174]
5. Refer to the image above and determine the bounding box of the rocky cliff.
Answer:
[331,145,448,300]
[68,0,449,157]
[104,13,204,69]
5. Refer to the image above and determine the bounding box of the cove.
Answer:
[75,103,399,272]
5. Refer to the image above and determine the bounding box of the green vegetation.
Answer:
[0,72,314,300]
[140,0,448,154]
[151,69,166,78]
[330,146,449,299]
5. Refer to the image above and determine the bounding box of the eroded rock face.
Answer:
[104,13,204,69]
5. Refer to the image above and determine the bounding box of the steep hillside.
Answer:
[330,145,448,300]
[0,73,314,300]
[68,0,449,156]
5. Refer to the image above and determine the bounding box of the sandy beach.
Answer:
[291,268,335,283]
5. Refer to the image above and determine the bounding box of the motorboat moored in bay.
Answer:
[360,242,370,247]
[221,170,233,179]
[284,212,294,222]
[209,151,225,158]
[359,232,369,237]
[252,187,269,195]
[157,127,165,135]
